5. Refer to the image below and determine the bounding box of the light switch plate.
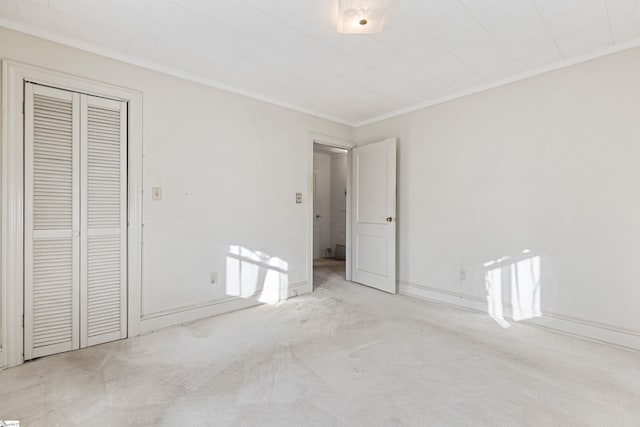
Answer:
[152,187,162,201]
[296,192,303,204]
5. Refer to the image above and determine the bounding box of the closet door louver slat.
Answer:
[24,83,81,359]
[80,95,128,347]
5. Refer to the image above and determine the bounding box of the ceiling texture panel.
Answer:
[533,0,613,56]
[458,0,563,69]
[604,0,640,43]
[2,0,640,125]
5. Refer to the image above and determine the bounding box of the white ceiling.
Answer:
[2,0,640,125]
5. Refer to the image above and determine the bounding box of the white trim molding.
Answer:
[307,132,356,293]
[1,60,143,367]
[399,281,640,351]
[140,281,308,333]
[0,19,354,127]
[3,17,640,128]
[355,36,640,126]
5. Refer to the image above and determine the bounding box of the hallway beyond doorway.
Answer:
[313,258,345,290]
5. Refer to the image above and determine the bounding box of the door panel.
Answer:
[24,83,81,359]
[351,139,396,293]
[80,95,128,347]
[355,148,388,223]
[356,234,388,276]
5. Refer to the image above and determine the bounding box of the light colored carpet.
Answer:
[0,263,638,426]
[313,258,345,289]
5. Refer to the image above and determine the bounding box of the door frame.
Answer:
[307,132,355,292]
[312,171,318,259]
[1,60,143,368]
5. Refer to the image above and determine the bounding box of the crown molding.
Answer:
[355,36,640,127]
[3,17,640,129]
[0,17,357,127]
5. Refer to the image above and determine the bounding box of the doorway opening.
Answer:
[307,134,397,295]
[313,143,348,289]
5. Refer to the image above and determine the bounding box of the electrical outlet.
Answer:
[296,192,303,204]
[152,187,162,201]
[210,272,217,285]
[459,269,467,281]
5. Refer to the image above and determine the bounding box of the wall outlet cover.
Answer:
[152,187,162,201]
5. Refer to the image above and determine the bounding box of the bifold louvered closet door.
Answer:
[24,84,80,359]
[80,95,127,348]
[24,83,127,359]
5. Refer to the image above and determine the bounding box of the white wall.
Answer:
[0,28,354,341]
[3,26,639,356]
[357,47,640,343]
[330,153,347,251]
[313,152,332,258]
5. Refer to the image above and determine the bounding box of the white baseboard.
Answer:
[399,281,640,351]
[139,281,308,333]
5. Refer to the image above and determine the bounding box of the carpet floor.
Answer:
[0,261,638,426]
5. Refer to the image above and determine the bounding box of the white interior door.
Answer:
[351,138,397,293]
[24,83,81,359]
[80,94,128,347]
[24,83,127,359]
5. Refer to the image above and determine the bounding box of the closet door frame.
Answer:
[1,60,143,368]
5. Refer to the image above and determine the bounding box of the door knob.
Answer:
[386,217,393,222]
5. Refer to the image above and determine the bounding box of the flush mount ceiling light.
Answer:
[337,0,394,34]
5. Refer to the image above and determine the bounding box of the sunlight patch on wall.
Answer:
[484,250,542,328]
[225,245,289,305]
[511,255,541,321]
[486,266,510,328]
